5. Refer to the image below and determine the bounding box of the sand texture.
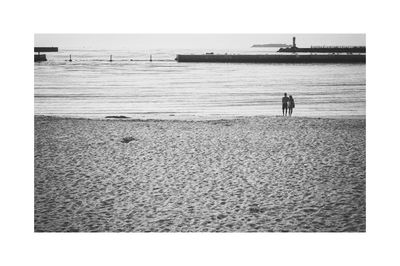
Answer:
[35,116,365,232]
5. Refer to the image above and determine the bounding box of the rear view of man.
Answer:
[282,93,289,116]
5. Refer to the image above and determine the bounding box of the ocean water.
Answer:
[34,48,366,119]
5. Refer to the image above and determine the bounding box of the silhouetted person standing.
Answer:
[282,93,289,116]
[288,95,295,116]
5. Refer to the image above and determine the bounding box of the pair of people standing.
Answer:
[282,93,295,116]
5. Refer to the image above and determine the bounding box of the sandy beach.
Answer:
[34,115,365,232]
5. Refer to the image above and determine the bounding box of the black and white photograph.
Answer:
[34,33,366,232]
[2,0,400,265]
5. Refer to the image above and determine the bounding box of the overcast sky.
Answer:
[35,34,365,50]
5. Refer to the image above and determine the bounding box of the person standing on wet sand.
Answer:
[288,95,295,116]
[282,93,289,116]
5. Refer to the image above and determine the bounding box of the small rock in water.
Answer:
[121,137,137,143]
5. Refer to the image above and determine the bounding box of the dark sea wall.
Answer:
[175,54,366,64]
[34,47,58,53]
[278,47,366,53]
[34,54,47,62]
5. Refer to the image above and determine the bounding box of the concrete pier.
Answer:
[34,47,58,53]
[34,54,47,62]
[278,46,366,53]
[175,54,365,64]
[34,47,58,62]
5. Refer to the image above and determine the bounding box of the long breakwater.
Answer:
[175,54,365,64]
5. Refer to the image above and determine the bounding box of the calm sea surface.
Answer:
[34,48,366,119]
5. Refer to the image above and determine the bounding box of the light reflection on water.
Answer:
[34,48,366,119]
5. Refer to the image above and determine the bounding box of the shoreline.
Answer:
[34,114,366,123]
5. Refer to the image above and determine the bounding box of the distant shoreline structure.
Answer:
[252,43,291,48]
[278,46,366,53]
[278,37,366,53]
[176,37,365,64]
